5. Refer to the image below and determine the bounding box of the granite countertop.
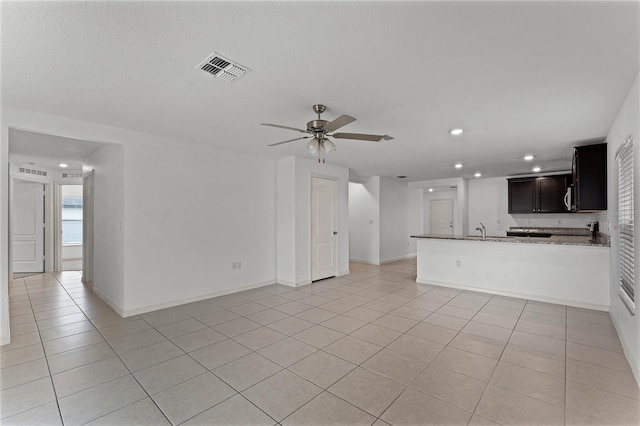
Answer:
[411,232,610,247]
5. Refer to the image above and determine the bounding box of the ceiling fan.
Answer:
[262,104,393,163]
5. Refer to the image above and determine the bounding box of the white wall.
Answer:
[0,107,279,332]
[348,179,380,264]
[468,177,596,237]
[277,156,349,285]
[84,143,125,312]
[122,138,276,314]
[379,177,412,263]
[409,177,468,236]
[407,188,423,253]
[605,72,640,383]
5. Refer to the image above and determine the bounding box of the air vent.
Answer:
[62,172,83,178]
[196,52,250,82]
[18,167,47,177]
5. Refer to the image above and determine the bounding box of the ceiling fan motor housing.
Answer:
[307,119,329,131]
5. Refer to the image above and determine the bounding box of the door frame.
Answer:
[309,174,339,282]
[9,175,55,274]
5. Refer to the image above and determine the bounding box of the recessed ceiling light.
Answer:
[454,163,463,169]
[532,166,541,172]
[449,128,464,136]
[59,163,68,168]
[474,172,482,178]
[524,155,534,161]
[428,188,434,192]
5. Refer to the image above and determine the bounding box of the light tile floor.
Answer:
[2,260,639,425]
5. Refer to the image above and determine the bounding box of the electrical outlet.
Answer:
[456,260,461,267]
[232,262,238,270]
[558,219,562,225]
[237,261,242,269]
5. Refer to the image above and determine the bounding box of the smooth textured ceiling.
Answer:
[2,1,638,180]
[8,129,105,170]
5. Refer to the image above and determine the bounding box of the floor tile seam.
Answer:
[47,275,175,426]
[405,377,482,416]
[210,357,285,394]
[485,378,567,410]
[565,355,637,378]
[181,392,278,426]
[325,382,408,422]
[279,386,373,425]
[0,343,46,363]
[0,365,51,392]
[27,281,66,426]
[284,351,351,389]
[469,303,526,416]
[565,376,640,402]
[35,316,91,331]
[0,398,61,422]
[565,336,625,353]
[38,324,99,343]
[51,362,132,400]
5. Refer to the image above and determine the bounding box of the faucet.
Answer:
[475,223,487,239]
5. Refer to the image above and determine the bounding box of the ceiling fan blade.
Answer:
[261,123,308,133]
[323,114,356,133]
[331,132,385,142]
[267,136,309,147]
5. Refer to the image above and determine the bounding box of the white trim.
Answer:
[338,269,350,277]
[350,254,416,266]
[115,279,278,317]
[610,311,640,387]
[381,253,417,264]
[277,278,312,287]
[92,286,125,316]
[415,278,610,311]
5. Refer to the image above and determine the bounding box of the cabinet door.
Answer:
[508,178,536,213]
[574,144,607,211]
[538,175,569,213]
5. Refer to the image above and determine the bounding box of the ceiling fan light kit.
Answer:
[263,104,391,163]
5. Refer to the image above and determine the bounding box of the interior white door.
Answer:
[13,181,45,273]
[430,199,454,235]
[311,177,338,281]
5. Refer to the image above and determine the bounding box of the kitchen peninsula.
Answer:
[412,228,610,310]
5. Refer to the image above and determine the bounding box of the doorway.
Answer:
[311,176,339,281]
[430,199,454,235]
[11,180,45,275]
[60,184,83,271]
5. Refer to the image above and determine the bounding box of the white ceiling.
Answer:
[2,1,638,181]
[8,129,105,171]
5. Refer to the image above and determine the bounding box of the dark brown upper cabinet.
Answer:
[508,174,572,214]
[573,143,607,212]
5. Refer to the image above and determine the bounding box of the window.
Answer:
[61,186,83,245]
[616,134,634,313]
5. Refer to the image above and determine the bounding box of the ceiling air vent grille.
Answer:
[62,172,83,178]
[197,52,250,82]
[19,167,47,177]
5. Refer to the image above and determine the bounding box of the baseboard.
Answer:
[610,312,640,387]
[120,279,278,317]
[350,253,417,266]
[92,286,125,317]
[380,253,417,264]
[350,258,380,266]
[277,278,312,287]
[0,335,10,346]
[415,278,609,311]
[338,269,350,277]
